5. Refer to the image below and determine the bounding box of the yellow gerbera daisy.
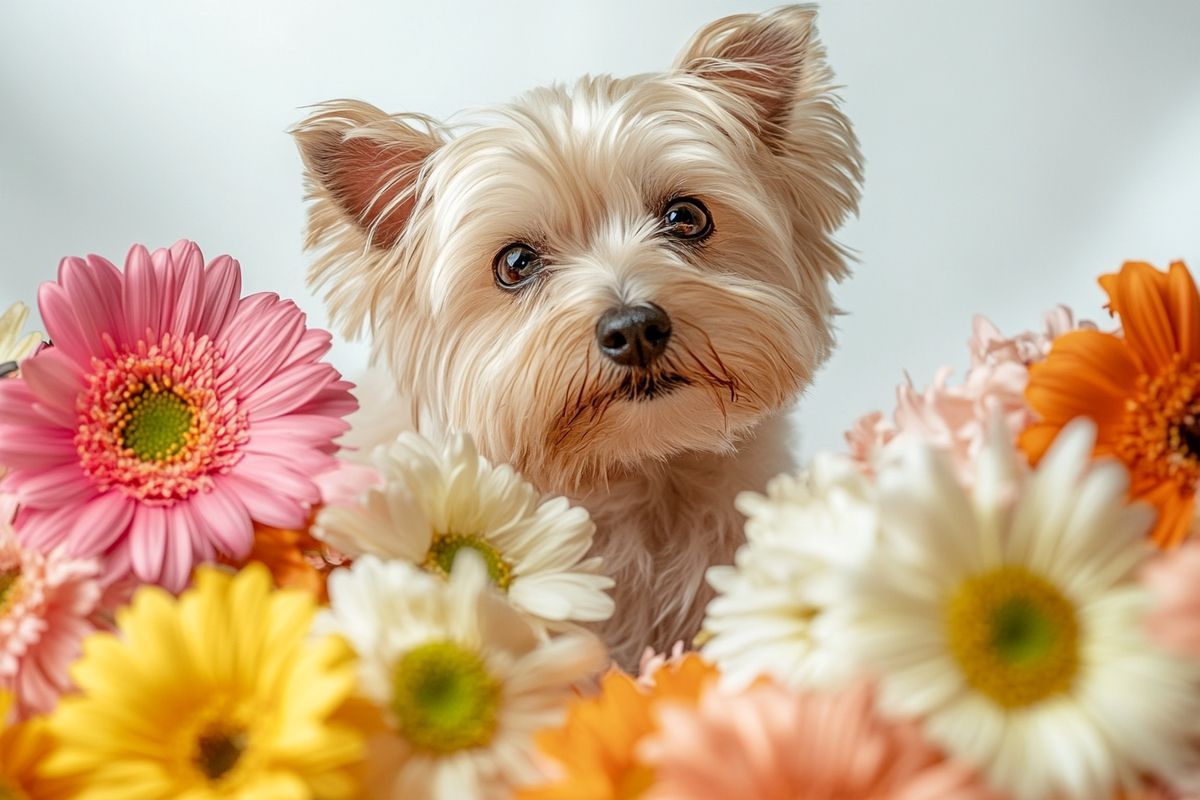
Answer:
[42,564,364,799]
[1,690,78,799]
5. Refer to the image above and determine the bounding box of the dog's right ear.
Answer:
[291,100,443,250]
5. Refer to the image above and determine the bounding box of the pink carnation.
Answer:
[639,680,999,800]
[1145,541,1200,659]
[846,305,1091,482]
[0,498,103,719]
[0,242,356,590]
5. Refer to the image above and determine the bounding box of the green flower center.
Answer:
[0,568,21,614]
[391,640,501,754]
[193,724,248,782]
[945,565,1080,708]
[423,533,514,590]
[119,385,195,463]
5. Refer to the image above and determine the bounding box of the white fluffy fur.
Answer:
[293,5,861,667]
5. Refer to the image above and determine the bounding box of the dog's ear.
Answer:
[292,100,443,250]
[673,6,824,148]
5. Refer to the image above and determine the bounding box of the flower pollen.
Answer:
[424,533,514,590]
[391,640,501,754]
[75,333,248,502]
[945,565,1079,708]
[1119,356,1200,489]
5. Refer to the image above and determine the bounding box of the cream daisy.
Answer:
[316,553,608,800]
[0,301,41,376]
[700,453,877,688]
[314,432,613,633]
[840,419,1200,800]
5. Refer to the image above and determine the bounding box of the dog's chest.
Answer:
[577,415,797,668]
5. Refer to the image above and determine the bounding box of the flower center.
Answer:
[944,565,1080,708]
[1119,356,1200,486]
[391,640,501,754]
[0,568,20,615]
[118,384,196,462]
[423,533,513,590]
[193,723,248,782]
[75,333,248,502]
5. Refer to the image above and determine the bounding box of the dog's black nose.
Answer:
[596,304,672,367]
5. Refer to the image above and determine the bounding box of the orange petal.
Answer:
[1168,261,1200,364]
[1018,422,1063,466]
[1137,482,1198,550]
[1113,262,1177,373]
[1025,330,1139,424]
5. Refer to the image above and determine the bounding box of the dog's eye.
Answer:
[494,243,543,289]
[662,198,712,240]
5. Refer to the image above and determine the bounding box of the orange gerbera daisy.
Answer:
[1022,260,1200,547]
[519,653,717,800]
[222,513,348,602]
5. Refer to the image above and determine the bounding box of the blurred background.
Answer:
[2,0,1199,458]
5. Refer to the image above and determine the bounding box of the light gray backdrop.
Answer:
[2,1,1199,458]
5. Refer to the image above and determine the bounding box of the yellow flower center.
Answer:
[1119,357,1200,485]
[0,569,21,615]
[391,640,501,754]
[118,382,197,463]
[423,533,514,590]
[192,723,248,783]
[944,565,1080,708]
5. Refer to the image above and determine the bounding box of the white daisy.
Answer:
[314,431,614,634]
[0,302,40,375]
[840,418,1200,800]
[316,553,607,800]
[701,453,879,688]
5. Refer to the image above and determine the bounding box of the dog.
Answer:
[292,4,861,667]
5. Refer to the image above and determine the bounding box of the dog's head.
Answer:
[293,6,861,492]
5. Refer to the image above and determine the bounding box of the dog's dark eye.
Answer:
[662,197,712,240]
[494,243,543,289]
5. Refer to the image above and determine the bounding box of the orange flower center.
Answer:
[1117,356,1200,488]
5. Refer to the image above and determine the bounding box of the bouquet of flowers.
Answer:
[1,242,1198,800]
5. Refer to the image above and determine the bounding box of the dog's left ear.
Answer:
[675,5,861,235]
[673,5,825,149]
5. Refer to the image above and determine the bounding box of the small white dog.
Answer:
[292,4,860,667]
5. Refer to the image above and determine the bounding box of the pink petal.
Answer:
[67,491,135,558]
[224,296,307,396]
[230,452,320,506]
[19,348,85,425]
[5,461,95,506]
[0,379,54,427]
[217,473,308,529]
[61,255,125,355]
[159,505,198,591]
[292,379,359,419]
[128,505,167,584]
[195,255,242,338]
[244,363,335,421]
[122,244,160,343]
[245,415,350,448]
[37,280,97,366]
[164,241,205,336]
[191,484,252,559]
[0,425,79,468]
[15,501,92,551]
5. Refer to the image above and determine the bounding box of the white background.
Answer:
[2,1,1199,459]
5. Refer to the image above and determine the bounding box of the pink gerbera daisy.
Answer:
[0,241,356,590]
[0,496,103,719]
[639,680,1000,800]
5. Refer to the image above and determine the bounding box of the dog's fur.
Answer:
[292,5,861,667]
